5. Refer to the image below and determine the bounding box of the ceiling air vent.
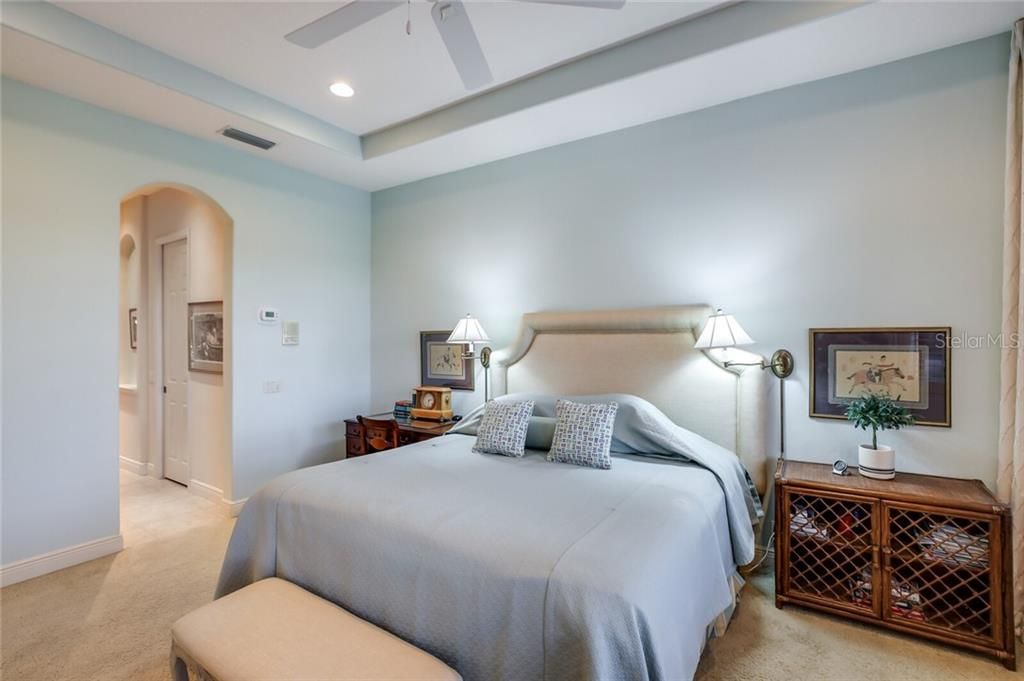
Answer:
[219,126,276,150]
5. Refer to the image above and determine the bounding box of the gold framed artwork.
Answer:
[420,330,473,391]
[188,301,224,374]
[809,327,951,427]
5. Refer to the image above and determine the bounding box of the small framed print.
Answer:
[809,327,951,427]
[128,308,139,350]
[420,330,474,391]
[188,301,224,374]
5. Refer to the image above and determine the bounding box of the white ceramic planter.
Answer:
[858,444,895,480]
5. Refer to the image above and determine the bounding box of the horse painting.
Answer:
[845,365,913,397]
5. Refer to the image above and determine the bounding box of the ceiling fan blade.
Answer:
[516,0,626,9]
[286,1,403,49]
[431,0,493,90]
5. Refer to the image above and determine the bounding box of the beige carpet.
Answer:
[697,573,1019,681]
[2,472,1018,680]
[1,472,235,681]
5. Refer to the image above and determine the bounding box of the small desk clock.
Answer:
[832,460,850,476]
[411,386,453,421]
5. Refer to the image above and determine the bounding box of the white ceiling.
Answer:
[3,2,1023,191]
[56,1,717,135]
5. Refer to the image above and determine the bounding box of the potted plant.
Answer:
[845,393,914,480]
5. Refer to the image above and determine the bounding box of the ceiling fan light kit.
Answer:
[286,0,626,91]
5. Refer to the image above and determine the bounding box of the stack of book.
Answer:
[918,524,989,569]
[850,568,872,607]
[890,579,925,621]
[393,400,413,421]
[849,569,924,620]
[790,509,830,541]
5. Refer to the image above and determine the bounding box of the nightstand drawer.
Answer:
[346,422,363,438]
[346,436,366,456]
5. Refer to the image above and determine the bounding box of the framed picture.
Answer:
[420,330,474,391]
[128,308,139,350]
[809,327,950,427]
[188,301,224,374]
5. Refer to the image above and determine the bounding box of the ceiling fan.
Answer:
[285,0,626,91]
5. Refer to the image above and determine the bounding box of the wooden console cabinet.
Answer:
[775,460,1015,669]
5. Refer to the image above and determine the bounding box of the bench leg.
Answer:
[170,643,190,681]
[170,656,188,681]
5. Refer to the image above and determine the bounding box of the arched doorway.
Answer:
[117,183,234,542]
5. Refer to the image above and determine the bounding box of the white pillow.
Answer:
[472,400,535,457]
[547,400,618,469]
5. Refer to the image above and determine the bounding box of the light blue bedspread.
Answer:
[217,397,758,681]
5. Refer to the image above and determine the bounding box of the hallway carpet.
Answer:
[2,472,1018,680]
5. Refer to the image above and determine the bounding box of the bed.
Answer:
[216,305,770,681]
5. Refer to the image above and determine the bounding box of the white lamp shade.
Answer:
[694,309,755,349]
[447,314,490,345]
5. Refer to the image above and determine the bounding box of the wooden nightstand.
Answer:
[774,459,1015,669]
[344,414,455,458]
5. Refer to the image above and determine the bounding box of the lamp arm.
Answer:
[722,348,793,380]
[723,359,786,370]
[463,346,492,401]
[722,349,794,458]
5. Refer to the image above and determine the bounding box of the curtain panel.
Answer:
[999,19,1024,642]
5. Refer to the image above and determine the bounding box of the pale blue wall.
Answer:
[0,31,1011,571]
[1,78,371,567]
[371,35,1010,486]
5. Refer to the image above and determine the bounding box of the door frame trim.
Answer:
[149,230,189,482]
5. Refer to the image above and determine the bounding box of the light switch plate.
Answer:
[282,321,299,346]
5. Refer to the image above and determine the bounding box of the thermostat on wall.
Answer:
[258,307,279,324]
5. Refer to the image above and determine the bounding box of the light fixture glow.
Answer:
[329,81,354,98]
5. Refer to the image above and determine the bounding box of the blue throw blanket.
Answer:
[217,395,758,681]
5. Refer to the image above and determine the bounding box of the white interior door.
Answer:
[162,239,189,485]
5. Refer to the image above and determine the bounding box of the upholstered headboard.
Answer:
[491,305,770,493]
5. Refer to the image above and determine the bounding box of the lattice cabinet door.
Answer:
[881,502,1003,647]
[782,488,880,616]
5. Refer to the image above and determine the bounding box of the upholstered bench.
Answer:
[170,577,461,681]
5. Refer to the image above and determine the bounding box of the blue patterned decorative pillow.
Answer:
[548,400,618,469]
[472,400,535,457]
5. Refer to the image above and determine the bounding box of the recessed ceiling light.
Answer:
[329,81,354,98]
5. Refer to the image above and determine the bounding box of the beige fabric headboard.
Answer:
[491,305,770,493]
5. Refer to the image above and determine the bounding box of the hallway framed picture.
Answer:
[809,327,951,427]
[188,300,224,374]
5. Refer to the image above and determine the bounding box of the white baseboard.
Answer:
[119,456,148,475]
[225,497,248,517]
[188,478,223,504]
[147,462,156,476]
[190,479,247,517]
[0,534,124,587]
